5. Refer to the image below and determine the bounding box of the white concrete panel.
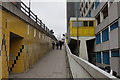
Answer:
[65,43,118,79]
[109,28,119,49]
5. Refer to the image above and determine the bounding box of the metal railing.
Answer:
[11,2,52,34]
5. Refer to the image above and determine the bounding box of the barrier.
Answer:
[65,43,118,79]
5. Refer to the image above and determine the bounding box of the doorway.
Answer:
[9,32,24,73]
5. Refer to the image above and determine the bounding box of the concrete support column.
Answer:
[71,37,95,61]
[79,39,88,61]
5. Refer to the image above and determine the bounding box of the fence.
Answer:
[11,2,51,34]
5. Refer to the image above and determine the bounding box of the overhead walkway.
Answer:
[9,43,118,79]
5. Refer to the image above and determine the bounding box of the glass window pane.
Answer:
[103,51,110,64]
[96,33,101,44]
[111,50,120,57]
[72,22,77,27]
[96,52,101,63]
[89,21,94,26]
[78,22,82,27]
[72,21,82,27]
[110,22,118,31]
[102,28,109,42]
[84,21,88,27]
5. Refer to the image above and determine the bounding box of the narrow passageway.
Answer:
[9,46,70,78]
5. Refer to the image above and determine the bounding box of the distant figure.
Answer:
[56,41,59,50]
[59,40,63,50]
[52,41,55,49]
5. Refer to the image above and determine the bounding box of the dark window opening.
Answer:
[84,21,88,27]
[110,21,118,31]
[102,4,108,19]
[102,28,109,42]
[96,52,101,63]
[89,21,94,26]
[96,14,100,25]
[111,50,120,57]
[86,3,88,9]
[96,33,101,44]
[103,51,110,64]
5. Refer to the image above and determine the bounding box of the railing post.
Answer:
[43,24,45,29]
[36,15,37,23]
[40,20,42,26]
[28,8,30,17]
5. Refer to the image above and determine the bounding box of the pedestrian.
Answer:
[59,40,63,50]
[52,41,55,49]
[56,41,59,50]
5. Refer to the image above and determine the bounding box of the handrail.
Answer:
[11,2,52,35]
[65,43,118,79]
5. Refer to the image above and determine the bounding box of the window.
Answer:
[81,3,83,7]
[110,22,118,31]
[86,11,91,17]
[96,33,101,44]
[96,52,101,63]
[111,50,120,57]
[101,4,108,19]
[89,21,94,26]
[72,21,82,27]
[85,3,88,9]
[102,28,109,42]
[103,51,110,64]
[83,21,88,27]
[84,8,86,14]
[96,14,100,25]
[91,3,94,9]
[95,0,100,9]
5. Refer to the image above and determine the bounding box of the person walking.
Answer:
[52,41,55,49]
[59,40,63,50]
[56,41,59,50]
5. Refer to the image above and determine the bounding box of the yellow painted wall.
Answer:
[9,37,24,73]
[0,9,2,79]
[70,20,96,37]
[0,9,53,79]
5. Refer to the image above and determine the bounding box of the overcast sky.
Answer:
[22,0,66,39]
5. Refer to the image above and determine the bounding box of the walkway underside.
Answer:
[9,47,70,78]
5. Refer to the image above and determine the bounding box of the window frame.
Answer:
[111,50,120,57]
[110,21,118,31]
[103,51,110,64]
[96,33,101,44]
[96,52,102,63]
[72,21,83,27]
[102,28,109,42]
[83,21,88,27]
[89,21,94,27]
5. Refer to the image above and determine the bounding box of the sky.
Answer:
[22,0,67,39]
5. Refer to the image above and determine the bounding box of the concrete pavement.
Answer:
[9,46,70,78]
